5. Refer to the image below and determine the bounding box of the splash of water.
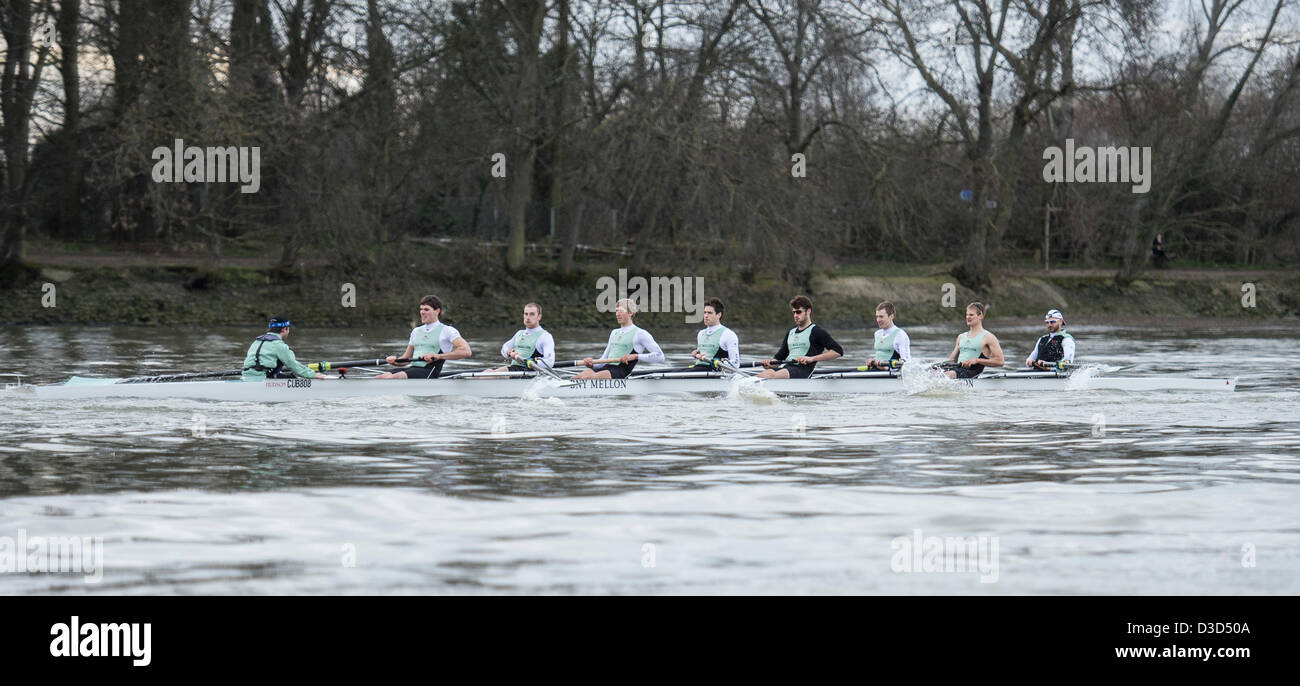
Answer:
[1065,364,1105,391]
[727,374,779,404]
[523,375,576,401]
[899,359,966,396]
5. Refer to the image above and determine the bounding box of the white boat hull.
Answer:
[9,372,1239,402]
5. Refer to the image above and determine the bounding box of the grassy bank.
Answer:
[3,244,1296,329]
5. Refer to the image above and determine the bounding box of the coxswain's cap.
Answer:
[1044,309,1063,322]
[268,315,293,329]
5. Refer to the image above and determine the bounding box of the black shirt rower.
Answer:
[758,296,844,379]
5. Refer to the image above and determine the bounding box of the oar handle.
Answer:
[548,358,623,368]
[811,365,892,375]
[1027,360,1079,371]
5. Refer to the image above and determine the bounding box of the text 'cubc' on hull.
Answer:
[12,372,1239,402]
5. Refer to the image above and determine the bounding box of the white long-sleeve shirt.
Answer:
[500,327,556,366]
[595,325,664,369]
[875,326,912,362]
[697,324,741,366]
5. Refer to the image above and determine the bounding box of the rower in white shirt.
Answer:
[491,302,556,372]
[687,297,740,370]
[863,301,911,370]
[375,295,472,379]
[573,298,665,380]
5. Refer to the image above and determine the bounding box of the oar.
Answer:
[118,357,414,384]
[812,364,901,376]
[544,360,588,369]
[439,370,538,379]
[551,357,627,368]
[307,358,410,372]
[117,369,244,384]
[1026,361,1138,373]
[720,360,762,377]
[526,358,569,381]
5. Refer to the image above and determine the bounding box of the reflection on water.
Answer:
[1,324,1298,594]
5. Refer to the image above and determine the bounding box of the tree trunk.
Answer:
[1115,198,1147,284]
[549,0,572,275]
[57,0,82,238]
[1,0,43,276]
[504,0,545,272]
[557,196,586,276]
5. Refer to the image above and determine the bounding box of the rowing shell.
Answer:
[7,371,1239,402]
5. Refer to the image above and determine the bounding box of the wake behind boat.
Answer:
[6,367,1238,402]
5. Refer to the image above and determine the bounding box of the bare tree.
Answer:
[1,0,53,279]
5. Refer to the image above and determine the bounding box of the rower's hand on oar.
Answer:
[960,358,979,368]
[760,359,775,369]
[422,353,439,364]
[794,356,814,365]
[582,357,596,368]
[619,353,637,365]
[385,355,398,365]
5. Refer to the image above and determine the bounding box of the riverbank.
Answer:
[2,244,1296,328]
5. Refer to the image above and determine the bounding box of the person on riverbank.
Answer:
[1026,309,1075,369]
[376,295,472,379]
[574,298,665,379]
[758,296,843,378]
[1152,233,1168,268]
[944,302,1004,379]
[492,302,555,372]
[241,315,327,381]
[863,301,911,370]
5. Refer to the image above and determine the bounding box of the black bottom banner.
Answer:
[3,595,1288,676]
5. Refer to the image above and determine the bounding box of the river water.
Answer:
[1,322,1297,594]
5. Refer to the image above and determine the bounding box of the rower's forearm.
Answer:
[636,348,665,363]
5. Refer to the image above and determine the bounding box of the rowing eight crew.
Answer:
[241,295,1075,381]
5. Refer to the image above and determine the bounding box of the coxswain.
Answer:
[241,315,326,381]
[1025,308,1075,369]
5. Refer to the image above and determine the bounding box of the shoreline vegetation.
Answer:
[3,1,1299,296]
[4,244,1295,329]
